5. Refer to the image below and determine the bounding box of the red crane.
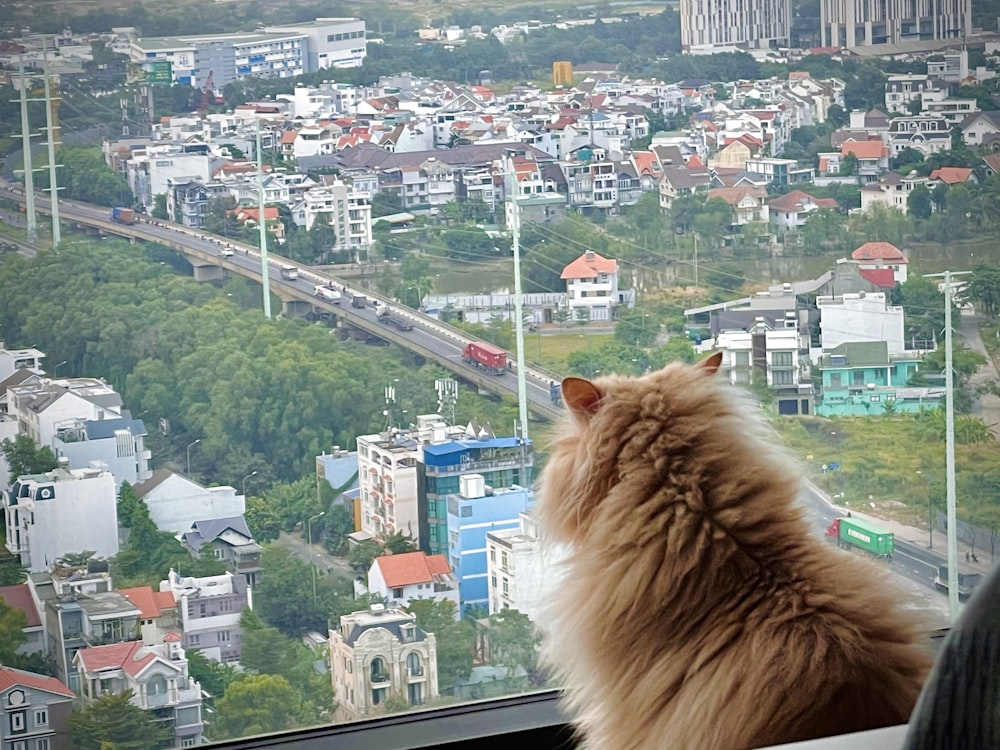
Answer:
[198,70,215,117]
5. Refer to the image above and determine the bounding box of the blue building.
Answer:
[445,476,533,617]
[420,437,533,556]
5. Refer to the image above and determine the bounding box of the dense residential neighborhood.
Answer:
[1,0,1000,745]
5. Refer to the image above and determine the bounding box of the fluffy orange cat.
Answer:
[536,353,933,750]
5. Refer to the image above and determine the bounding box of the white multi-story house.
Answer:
[366,551,459,613]
[8,377,123,449]
[559,250,623,323]
[293,126,338,161]
[132,469,245,536]
[293,179,373,257]
[51,412,152,489]
[356,427,424,545]
[119,585,180,647]
[679,0,790,51]
[159,569,250,664]
[75,636,204,748]
[329,604,438,722]
[766,190,839,231]
[485,513,566,622]
[885,115,952,158]
[2,467,119,572]
[859,170,930,214]
[884,74,948,115]
[817,291,906,356]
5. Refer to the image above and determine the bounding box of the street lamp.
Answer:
[186,438,201,476]
[241,470,258,497]
[307,511,326,601]
[52,360,67,378]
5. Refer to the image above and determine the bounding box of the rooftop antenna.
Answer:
[384,382,397,430]
[435,378,458,426]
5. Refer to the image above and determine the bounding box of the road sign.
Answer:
[827,462,840,471]
[146,60,173,83]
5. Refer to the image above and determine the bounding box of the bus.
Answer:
[279,265,299,280]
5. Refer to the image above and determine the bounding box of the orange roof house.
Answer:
[851,241,908,263]
[928,166,974,184]
[560,250,618,280]
[368,551,458,610]
[840,139,888,160]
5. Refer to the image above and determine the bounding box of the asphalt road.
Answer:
[274,530,358,584]
[799,483,952,627]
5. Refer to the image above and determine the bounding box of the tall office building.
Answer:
[819,0,971,48]
[680,0,791,52]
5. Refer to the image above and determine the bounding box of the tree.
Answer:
[349,539,384,572]
[0,434,58,484]
[186,648,238,702]
[614,306,657,348]
[485,610,541,682]
[839,152,857,176]
[958,265,1000,318]
[407,599,475,689]
[211,674,316,740]
[908,184,933,219]
[67,691,172,750]
[384,531,417,554]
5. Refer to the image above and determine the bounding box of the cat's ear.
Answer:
[562,377,602,419]
[698,351,723,376]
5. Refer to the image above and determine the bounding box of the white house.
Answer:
[817,292,906,357]
[766,190,840,231]
[159,569,250,664]
[559,250,623,323]
[8,377,123,449]
[485,513,566,622]
[75,636,204,747]
[132,469,245,535]
[366,551,459,613]
[51,413,152,489]
[2,467,119,573]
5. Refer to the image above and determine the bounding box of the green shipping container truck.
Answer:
[825,517,894,559]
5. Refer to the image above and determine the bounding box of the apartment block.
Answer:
[680,0,791,52]
[820,0,970,48]
[445,476,534,616]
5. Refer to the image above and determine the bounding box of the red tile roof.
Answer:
[859,268,897,288]
[852,241,908,263]
[686,154,704,168]
[77,641,157,678]
[767,190,839,213]
[280,130,298,144]
[632,151,658,176]
[560,251,618,280]
[841,139,887,159]
[375,552,453,588]
[0,584,40,627]
[119,586,175,620]
[0,667,73,698]
[928,166,973,184]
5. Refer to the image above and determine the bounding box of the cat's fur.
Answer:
[536,354,933,750]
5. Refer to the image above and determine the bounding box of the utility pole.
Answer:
[15,55,38,242]
[693,233,699,287]
[926,269,971,623]
[256,118,272,319]
[42,38,61,247]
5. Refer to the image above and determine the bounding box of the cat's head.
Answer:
[538,351,729,545]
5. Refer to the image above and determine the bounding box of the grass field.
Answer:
[532,331,614,373]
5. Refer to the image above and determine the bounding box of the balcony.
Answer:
[424,456,529,477]
[371,672,391,687]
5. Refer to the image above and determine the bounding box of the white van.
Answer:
[280,265,299,280]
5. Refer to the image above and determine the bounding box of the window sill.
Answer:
[203,689,909,750]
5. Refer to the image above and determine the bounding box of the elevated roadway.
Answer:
[0,187,564,422]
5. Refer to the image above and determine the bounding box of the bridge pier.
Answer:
[191,264,226,282]
[282,299,313,318]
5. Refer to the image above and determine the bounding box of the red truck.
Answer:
[462,342,507,375]
[110,207,136,225]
